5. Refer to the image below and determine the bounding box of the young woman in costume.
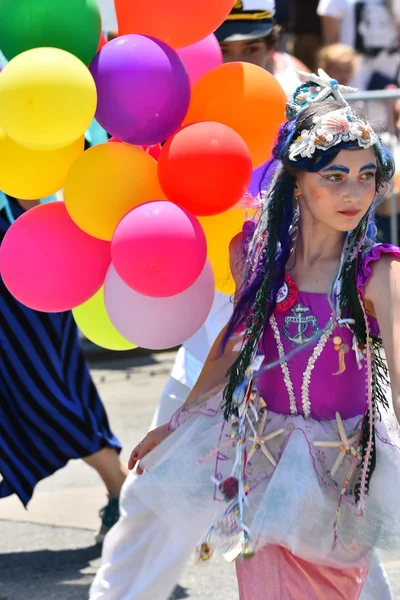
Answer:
[91,71,400,599]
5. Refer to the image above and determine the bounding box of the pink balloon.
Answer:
[104,261,215,349]
[112,201,207,297]
[177,34,222,87]
[0,203,111,312]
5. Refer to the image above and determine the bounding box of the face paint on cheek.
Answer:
[305,183,334,204]
[299,181,346,226]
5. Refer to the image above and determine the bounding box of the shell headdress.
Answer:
[286,69,377,162]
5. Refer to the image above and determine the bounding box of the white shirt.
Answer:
[274,53,304,98]
[318,0,400,81]
[170,292,233,388]
[96,0,118,31]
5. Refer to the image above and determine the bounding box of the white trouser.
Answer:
[90,377,392,600]
[90,471,195,600]
[90,378,194,600]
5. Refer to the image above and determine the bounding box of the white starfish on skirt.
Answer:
[247,400,284,467]
[313,412,361,476]
[297,68,357,106]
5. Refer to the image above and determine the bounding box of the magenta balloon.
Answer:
[89,35,191,145]
[111,201,207,297]
[177,34,222,87]
[104,261,215,349]
[0,203,111,312]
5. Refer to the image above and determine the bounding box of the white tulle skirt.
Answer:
[134,391,400,571]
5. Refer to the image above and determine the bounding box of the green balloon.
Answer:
[0,0,102,66]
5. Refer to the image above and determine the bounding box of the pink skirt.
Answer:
[236,545,369,600]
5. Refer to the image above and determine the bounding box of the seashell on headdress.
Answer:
[317,111,351,135]
[286,69,377,162]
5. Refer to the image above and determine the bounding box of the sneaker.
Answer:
[169,585,189,599]
[95,495,120,545]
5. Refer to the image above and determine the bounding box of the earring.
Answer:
[289,202,299,246]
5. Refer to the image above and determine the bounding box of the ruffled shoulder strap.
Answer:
[357,243,400,297]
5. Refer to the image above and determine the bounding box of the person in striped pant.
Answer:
[0,193,129,544]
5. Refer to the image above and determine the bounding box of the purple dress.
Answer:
[256,244,397,421]
[124,245,400,575]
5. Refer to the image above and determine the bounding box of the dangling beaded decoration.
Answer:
[219,477,239,501]
[239,532,255,560]
[355,294,376,509]
[195,540,215,564]
[332,335,350,375]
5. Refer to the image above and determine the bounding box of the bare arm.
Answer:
[320,16,341,45]
[365,255,400,423]
[15,199,40,210]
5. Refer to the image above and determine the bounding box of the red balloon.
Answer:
[158,122,252,216]
[0,203,111,312]
[97,32,108,52]
[111,201,207,298]
[140,143,162,161]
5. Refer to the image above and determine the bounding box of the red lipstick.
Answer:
[339,210,360,217]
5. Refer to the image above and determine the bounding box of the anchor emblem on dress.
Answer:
[283,303,319,346]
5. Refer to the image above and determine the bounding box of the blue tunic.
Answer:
[0,197,121,506]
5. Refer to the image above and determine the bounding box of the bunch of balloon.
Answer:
[62,1,245,350]
[111,0,287,297]
[1,0,288,352]
[0,0,227,351]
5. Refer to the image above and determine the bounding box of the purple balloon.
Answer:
[90,35,191,146]
[248,161,270,198]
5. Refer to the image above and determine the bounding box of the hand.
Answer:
[128,423,172,475]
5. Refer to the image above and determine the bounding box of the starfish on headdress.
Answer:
[313,412,361,476]
[247,400,284,466]
[297,68,357,106]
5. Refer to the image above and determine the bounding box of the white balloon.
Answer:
[104,261,215,350]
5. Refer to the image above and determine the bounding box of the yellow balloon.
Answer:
[0,128,84,200]
[64,142,166,241]
[0,48,97,150]
[199,207,257,295]
[73,286,136,351]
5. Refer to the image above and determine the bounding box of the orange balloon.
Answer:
[199,205,257,295]
[114,0,235,49]
[184,62,287,168]
[394,171,400,191]
[64,143,165,241]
